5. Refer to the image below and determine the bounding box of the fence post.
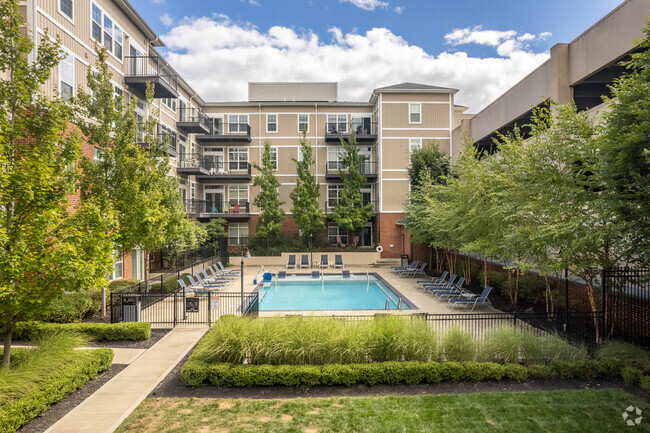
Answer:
[173,291,177,327]
[110,292,113,323]
[208,291,212,326]
[601,269,607,343]
[513,311,517,328]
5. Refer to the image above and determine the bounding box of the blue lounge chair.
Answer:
[391,260,419,274]
[424,274,457,294]
[449,286,494,311]
[217,262,239,275]
[311,271,320,278]
[320,255,330,269]
[342,270,351,278]
[178,279,198,292]
[286,254,297,269]
[433,277,468,300]
[299,255,310,269]
[201,269,229,284]
[417,271,449,288]
[192,273,224,289]
[208,265,234,281]
[334,254,344,269]
[277,271,287,278]
[400,262,427,278]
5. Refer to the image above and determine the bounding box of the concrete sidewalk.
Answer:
[45,326,208,433]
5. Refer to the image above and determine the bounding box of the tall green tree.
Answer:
[76,49,188,255]
[290,131,325,242]
[0,0,114,368]
[331,132,373,242]
[407,141,451,187]
[602,22,650,265]
[253,140,285,240]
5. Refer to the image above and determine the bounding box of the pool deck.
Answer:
[210,265,499,316]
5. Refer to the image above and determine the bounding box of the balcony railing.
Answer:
[325,161,378,179]
[184,199,250,217]
[326,199,378,213]
[177,108,210,133]
[176,155,252,179]
[124,56,178,99]
[325,121,378,142]
[134,123,176,156]
[196,120,252,142]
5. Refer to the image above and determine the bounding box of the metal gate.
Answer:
[602,268,650,347]
[110,291,259,326]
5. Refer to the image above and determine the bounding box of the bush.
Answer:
[441,328,476,362]
[0,333,113,433]
[41,292,101,323]
[181,358,631,388]
[108,279,140,291]
[597,341,650,373]
[517,277,548,306]
[13,322,151,342]
[148,274,190,294]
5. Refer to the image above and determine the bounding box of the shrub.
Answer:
[41,292,101,323]
[517,277,547,306]
[441,328,476,362]
[108,279,140,291]
[481,326,522,364]
[0,333,113,432]
[597,341,650,373]
[13,321,151,342]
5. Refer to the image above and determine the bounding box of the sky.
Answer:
[130,0,624,112]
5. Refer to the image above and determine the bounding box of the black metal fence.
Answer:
[603,268,650,348]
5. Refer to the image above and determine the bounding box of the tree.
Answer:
[0,1,114,368]
[253,140,285,240]
[330,132,373,243]
[163,219,208,268]
[76,48,188,256]
[204,218,227,246]
[407,141,451,187]
[290,130,325,243]
[601,22,650,265]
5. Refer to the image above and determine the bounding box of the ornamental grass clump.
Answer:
[441,328,476,362]
[597,341,650,373]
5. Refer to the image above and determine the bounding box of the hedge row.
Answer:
[13,322,151,342]
[0,348,113,433]
[181,358,625,388]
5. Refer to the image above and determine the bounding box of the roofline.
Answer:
[115,0,164,47]
[201,101,373,107]
[373,87,459,95]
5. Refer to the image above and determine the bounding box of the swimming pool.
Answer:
[258,274,414,311]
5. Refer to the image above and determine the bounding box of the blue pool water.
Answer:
[258,275,411,311]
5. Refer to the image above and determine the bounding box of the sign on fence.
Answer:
[186,297,199,313]
[211,296,219,310]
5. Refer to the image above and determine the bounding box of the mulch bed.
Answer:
[16,364,127,433]
[93,328,171,349]
[150,350,650,403]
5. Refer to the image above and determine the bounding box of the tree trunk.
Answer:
[507,270,513,304]
[483,257,488,288]
[514,267,520,305]
[2,324,14,369]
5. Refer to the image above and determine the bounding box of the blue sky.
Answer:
[130,0,625,111]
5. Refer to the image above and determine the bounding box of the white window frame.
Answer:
[328,223,348,245]
[298,114,309,133]
[58,0,74,23]
[162,97,177,112]
[228,147,249,171]
[297,146,303,162]
[228,185,249,206]
[270,146,278,170]
[327,184,344,208]
[90,3,123,62]
[228,222,249,246]
[266,114,278,133]
[228,114,249,133]
[327,114,347,133]
[409,103,421,124]
[59,50,74,101]
[107,250,123,281]
[409,138,422,160]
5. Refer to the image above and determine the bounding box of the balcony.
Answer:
[184,200,250,219]
[124,56,179,99]
[176,155,252,180]
[325,161,378,181]
[134,123,177,156]
[177,108,210,134]
[325,121,378,142]
[326,199,378,214]
[196,120,251,143]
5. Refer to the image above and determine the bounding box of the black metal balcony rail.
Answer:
[326,199,378,213]
[184,199,250,215]
[325,160,378,176]
[325,121,378,137]
[203,120,251,137]
[124,56,178,92]
[178,107,209,126]
[177,155,252,175]
[133,123,177,155]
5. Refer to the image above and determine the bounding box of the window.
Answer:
[228,222,249,246]
[59,0,73,21]
[298,114,309,133]
[327,184,344,208]
[327,114,347,133]
[59,52,74,101]
[228,147,248,170]
[409,138,422,156]
[91,3,123,60]
[107,250,123,281]
[159,124,177,151]
[270,147,278,170]
[409,103,421,124]
[229,114,249,133]
[228,185,249,206]
[327,146,344,171]
[297,146,303,162]
[162,97,177,112]
[328,224,348,245]
[266,114,278,133]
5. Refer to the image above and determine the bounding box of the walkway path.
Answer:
[45,326,208,433]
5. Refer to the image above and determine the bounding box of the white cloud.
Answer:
[160,13,174,26]
[394,6,405,14]
[340,0,389,11]
[152,0,165,4]
[241,0,261,6]
[445,25,553,58]
[161,17,550,113]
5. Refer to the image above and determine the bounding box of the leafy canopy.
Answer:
[290,130,325,238]
[253,140,285,239]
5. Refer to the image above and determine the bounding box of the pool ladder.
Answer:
[385,297,404,310]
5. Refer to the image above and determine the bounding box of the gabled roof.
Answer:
[374,82,457,92]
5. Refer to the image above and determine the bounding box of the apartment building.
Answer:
[20,0,468,264]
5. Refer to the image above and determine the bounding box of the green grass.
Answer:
[116,389,650,433]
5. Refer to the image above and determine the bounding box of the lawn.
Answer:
[116,388,650,433]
